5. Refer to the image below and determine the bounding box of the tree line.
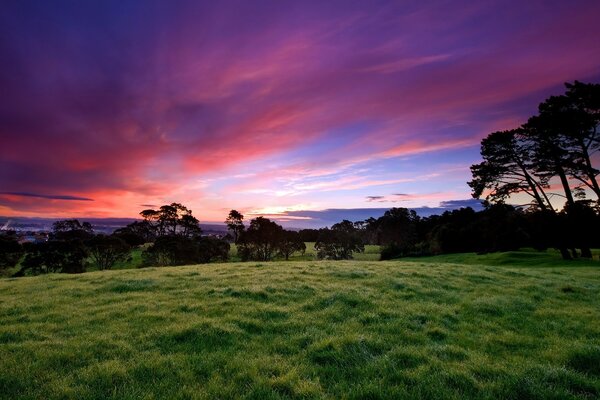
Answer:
[1,199,598,277]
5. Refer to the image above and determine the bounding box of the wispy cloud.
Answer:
[0,192,94,201]
[1,1,599,218]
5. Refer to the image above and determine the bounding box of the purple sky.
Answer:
[1,0,599,226]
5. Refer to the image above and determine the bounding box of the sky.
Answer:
[1,0,599,227]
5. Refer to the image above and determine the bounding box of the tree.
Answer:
[225,210,245,243]
[527,81,600,200]
[142,235,199,266]
[469,82,600,260]
[315,221,364,260]
[87,235,131,270]
[113,221,156,246]
[142,235,230,266]
[237,217,283,261]
[179,214,202,238]
[278,230,306,260]
[469,130,551,211]
[51,219,94,241]
[0,235,23,270]
[18,241,87,275]
[140,203,201,238]
[197,237,230,263]
[370,208,421,259]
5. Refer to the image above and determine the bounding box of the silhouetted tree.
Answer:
[298,229,319,242]
[278,230,306,260]
[534,82,600,199]
[315,221,364,260]
[197,237,230,263]
[140,203,201,238]
[142,235,199,266]
[87,235,130,270]
[113,221,156,246]
[225,210,245,243]
[469,130,551,211]
[237,217,283,261]
[18,241,87,275]
[142,235,230,266]
[0,235,22,270]
[51,219,94,241]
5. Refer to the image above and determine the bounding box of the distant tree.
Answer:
[142,235,230,266]
[298,229,320,243]
[179,214,202,238]
[373,208,420,259]
[196,237,230,263]
[0,235,23,270]
[225,210,245,243]
[315,221,364,260]
[113,221,156,246]
[18,241,87,275]
[87,235,130,270]
[237,217,283,261]
[140,203,201,238]
[142,235,199,266]
[51,219,94,241]
[278,230,306,260]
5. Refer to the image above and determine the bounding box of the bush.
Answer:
[315,222,364,260]
[19,240,87,275]
[0,235,23,270]
[142,235,230,266]
[87,235,131,270]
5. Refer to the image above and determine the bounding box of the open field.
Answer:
[1,258,599,399]
[227,242,382,263]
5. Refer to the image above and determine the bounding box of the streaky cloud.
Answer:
[0,192,94,201]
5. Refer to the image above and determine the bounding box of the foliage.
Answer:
[469,81,600,259]
[225,210,245,243]
[0,235,23,269]
[196,236,230,263]
[277,230,306,260]
[315,220,364,260]
[140,203,201,238]
[87,235,131,270]
[18,240,87,274]
[142,235,230,266]
[113,220,156,246]
[237,217,284,261]
[50,219,94,241]
[142,235,199,266]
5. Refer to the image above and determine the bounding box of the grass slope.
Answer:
[0,260,599,399]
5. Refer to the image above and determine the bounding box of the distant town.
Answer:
[0,217,229,244]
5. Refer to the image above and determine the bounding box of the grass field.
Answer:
[1,256,599,399]
[227,242,382,263]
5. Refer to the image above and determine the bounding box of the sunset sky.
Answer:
[1,0,600,226]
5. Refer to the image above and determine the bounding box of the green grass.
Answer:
[404,248,600,267]
[1,258,599,399]
[228,242,381,262]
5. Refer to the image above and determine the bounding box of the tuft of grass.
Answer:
[0,259,599,399]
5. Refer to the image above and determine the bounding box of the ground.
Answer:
[0,255,599,399]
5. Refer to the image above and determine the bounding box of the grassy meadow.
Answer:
[1,256,599,399]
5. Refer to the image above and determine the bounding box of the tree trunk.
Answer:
[559,247,572,260]
[580,247,593,258]
[570,248,579,258]
[579,137,600,199]
[557,167,576,206]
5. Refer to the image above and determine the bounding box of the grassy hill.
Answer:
[1,259,599,399]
